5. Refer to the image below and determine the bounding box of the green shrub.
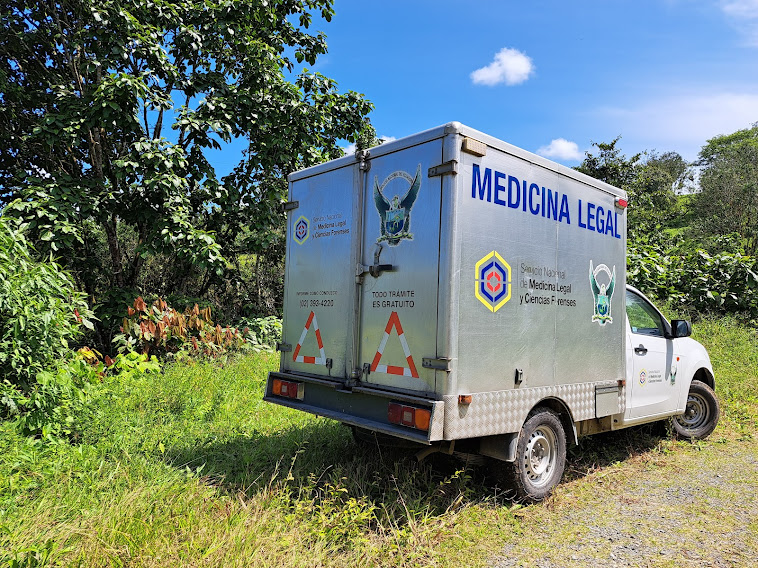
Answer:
[237,315,282,350]
[628,241,758,319]
[2,350,160,442]
[13,357,103,442]
[107,349,162,377]
[0,219,94,389]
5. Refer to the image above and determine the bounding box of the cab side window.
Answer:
[626,291,665,337]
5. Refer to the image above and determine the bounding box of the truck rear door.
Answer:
[282,161,358,380]
[357,141,444,393]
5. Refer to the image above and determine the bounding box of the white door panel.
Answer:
[626,290,679,418]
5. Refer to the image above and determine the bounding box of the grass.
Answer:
[1,317,757,567]
[1,355,507,566]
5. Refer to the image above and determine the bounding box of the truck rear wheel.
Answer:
[508,408,566,502]
[672,380,720,440]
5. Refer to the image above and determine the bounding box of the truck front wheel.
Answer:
[508,408,566,502]
[672,380,720,440]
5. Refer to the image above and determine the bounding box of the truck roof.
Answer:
[289,122,626,200]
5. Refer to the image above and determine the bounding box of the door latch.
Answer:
[357,244,395,279]
[634,344,648,355]
[370,243,394,277]
[369,264,394,277]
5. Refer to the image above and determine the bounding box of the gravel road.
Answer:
[491,437,758,568]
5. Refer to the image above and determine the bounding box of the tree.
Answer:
[575,138,683,242]
[646,151,689,194]
[691,124,758,255]
[574,137,641,189]
[0,0,372,301]
[697,123,758,167]
[626,150,688,239]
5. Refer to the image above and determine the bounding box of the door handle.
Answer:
[369,263,394,277]
[634,344,648,355]
[356,263,395,279]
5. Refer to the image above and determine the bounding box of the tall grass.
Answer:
[1,353,508,567]
[1,317,756,567]
[693,317,758,437]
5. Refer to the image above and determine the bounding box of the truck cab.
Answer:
[624,285,717,438]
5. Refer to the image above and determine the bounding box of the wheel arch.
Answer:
[530,397,578,446]
[693,367,715,391]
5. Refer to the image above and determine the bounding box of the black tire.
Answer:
[506,408,567,503]
[672,380,720,440]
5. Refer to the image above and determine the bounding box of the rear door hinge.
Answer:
[357,149,371,172]
[422,357,452,372]
[428,160,458,178]
[282,201,299,212]
[277,342,292,352]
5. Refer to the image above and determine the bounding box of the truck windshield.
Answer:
[626,291,665,337]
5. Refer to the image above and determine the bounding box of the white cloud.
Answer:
[470,48,534,86]
[719,0,758,45]
[720,0,758,19]
[537,139,583,161]
[596,92,758,159]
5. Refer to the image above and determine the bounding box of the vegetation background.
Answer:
[1,0,757,566]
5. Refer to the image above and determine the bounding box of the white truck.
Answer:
[265,122,719,501]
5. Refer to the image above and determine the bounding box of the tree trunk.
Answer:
[103,216,124,289]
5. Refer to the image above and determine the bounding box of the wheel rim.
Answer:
[523,425,558,488]
[675,391,711,431]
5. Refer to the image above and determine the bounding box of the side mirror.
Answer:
[671,319,692,338]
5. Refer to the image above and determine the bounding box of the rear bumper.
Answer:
[264,371,444,444]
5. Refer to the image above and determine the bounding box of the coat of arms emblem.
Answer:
[373,165,421,246]
[590,260,616,325]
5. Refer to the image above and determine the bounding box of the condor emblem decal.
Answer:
[475,251,512,312]
[373,165,421,246]
[590,260,616,325]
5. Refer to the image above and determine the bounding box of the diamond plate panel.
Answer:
[442,380,621,440]
[428,401,445,441]
[618,385,626,414]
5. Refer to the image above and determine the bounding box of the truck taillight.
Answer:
[272,379,304,400]
[415,408,431,430]
[388,402,431,431]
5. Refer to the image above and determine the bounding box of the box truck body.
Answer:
[265,122,718,500]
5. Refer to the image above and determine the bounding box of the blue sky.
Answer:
[209,0,758,174]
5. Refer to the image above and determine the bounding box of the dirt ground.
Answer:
[490,436,758,568]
